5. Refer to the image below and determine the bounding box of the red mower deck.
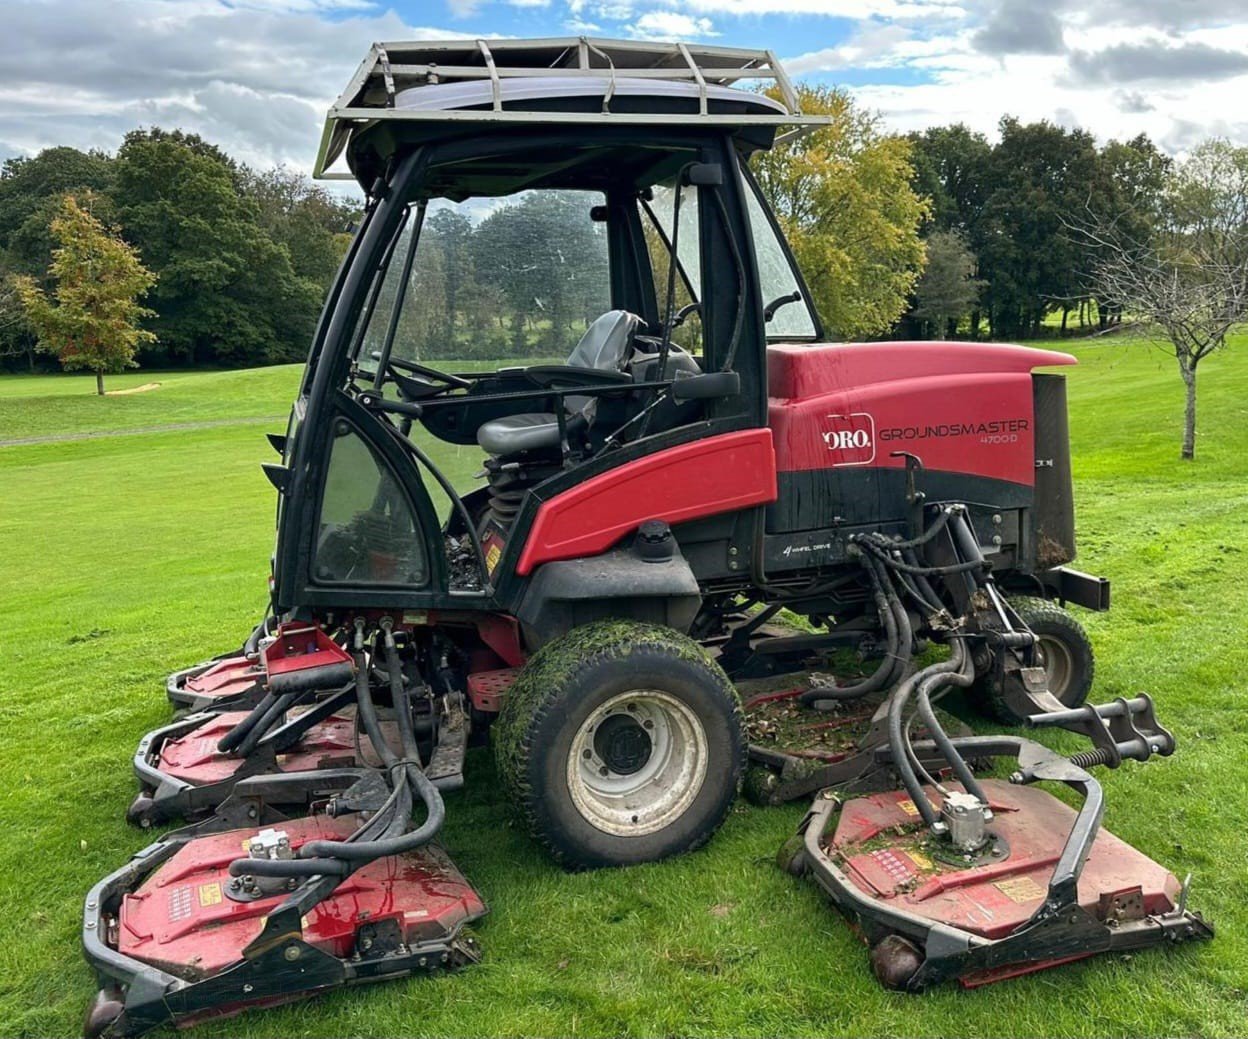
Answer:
[84,816,485,1037]
[833,779,1180,960]
[166,654,266,712]
[117,816,483,976]
[128,707,399,827]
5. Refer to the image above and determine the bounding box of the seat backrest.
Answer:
[566,310,642,372]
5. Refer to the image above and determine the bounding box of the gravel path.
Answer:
[0,415,282,448]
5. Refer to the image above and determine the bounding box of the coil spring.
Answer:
[1068,747,1115,769]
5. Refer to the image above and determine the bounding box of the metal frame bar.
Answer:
[313,36,829,178]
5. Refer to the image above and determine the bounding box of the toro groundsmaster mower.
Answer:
[83,37,1211,1037]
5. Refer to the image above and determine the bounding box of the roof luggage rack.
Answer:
[314,36,827,179]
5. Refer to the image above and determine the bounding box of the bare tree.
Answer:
[1077,140,1248,460]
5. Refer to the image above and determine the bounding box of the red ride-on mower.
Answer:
[85,38,1210,1037]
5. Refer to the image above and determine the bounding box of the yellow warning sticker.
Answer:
[403,611,428,626]
[897,798,936,817]
[995,876,1046,903]
[907,849,934,871]
[485,544,502,575]
[197,882,223,907]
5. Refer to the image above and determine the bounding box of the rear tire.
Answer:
[494,620,744,869]
[973,596,1094,724]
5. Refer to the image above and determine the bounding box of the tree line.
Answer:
[0,129,357,373]
[5,105,1246,458]
[900,118,1171,340]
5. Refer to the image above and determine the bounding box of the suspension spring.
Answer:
[1068,747,1115,769]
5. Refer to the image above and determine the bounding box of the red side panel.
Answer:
[516,429,777,576]
[768,342,1075,488]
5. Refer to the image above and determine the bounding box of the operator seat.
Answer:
[476,310,642,456]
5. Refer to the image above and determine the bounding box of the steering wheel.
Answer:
[370,351,473,391]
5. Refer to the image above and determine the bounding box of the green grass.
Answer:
[1,338,1247,1037]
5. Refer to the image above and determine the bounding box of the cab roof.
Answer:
[314,36,829,184]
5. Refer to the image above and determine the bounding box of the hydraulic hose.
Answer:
[216,690,277,754]
[857,540,988,576]
[878,557,915,691]
[234,691,302,758]
[903,548,943,612]
[230,636,446,880]
[912,638,989,805]
[886,652,967,829]
[865,506,954,552]
[799,555,898,706]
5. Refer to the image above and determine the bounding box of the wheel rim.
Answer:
[1036,634,1074,700]
[566,689,709,837]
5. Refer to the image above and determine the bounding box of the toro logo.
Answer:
[821,412,875,466]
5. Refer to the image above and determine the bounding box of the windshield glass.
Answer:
[356,189,611,366]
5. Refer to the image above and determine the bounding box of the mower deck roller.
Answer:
[84,35,1211,1035]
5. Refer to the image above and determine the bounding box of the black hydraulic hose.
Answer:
[353,648,398,768]
[903,549,943,611]
[234,691,302,758]
[799,556,899,707]
[913,639,989,805]
[300,768,444,861]
[297,642,445,862]
[382,622,423,769]
[243,617,266,659]
[230,857,348,878]
[216,690,277,754]
[886,654,966,829]
[878,557,914,691]
[878,506,954,551]
[892,561,943,615]
[857,539,988,576]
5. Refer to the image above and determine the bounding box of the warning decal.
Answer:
[995,876,1046,903]
[197,882,223,908]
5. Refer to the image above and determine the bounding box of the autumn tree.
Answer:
[15,193,156,394]
[753,86,928,339]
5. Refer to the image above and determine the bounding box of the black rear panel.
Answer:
[1032,373,1076,568]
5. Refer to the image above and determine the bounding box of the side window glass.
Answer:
[744,179,818,339]
[314,423,427,586]
[641,181,703,353]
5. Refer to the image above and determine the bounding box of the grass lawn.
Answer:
[1,337,1246,1038]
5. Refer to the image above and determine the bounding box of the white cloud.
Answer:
[670,0,965,19]
[625,11,718,38]
[0,0,477,176]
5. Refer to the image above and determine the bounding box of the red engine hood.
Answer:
[768,341,1075,401]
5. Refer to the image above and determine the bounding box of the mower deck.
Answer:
[128,706,399,827]
[84,816,485,1037]
[166,655,266,713]
[791,736,1213,991]
[833,780,1180,961]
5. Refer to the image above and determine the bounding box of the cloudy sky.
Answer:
[6,0,1248,181]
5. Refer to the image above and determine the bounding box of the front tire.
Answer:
[494,620,744,869]
[973,596,1095,723]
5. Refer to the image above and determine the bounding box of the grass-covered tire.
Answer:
[973,596,1094,724]
[493,620,745,869]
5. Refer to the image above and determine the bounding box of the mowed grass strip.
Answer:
[0,337,1246,1037]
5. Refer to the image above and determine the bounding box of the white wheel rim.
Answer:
[566,689,708,837]
[1036,635,1074,699]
